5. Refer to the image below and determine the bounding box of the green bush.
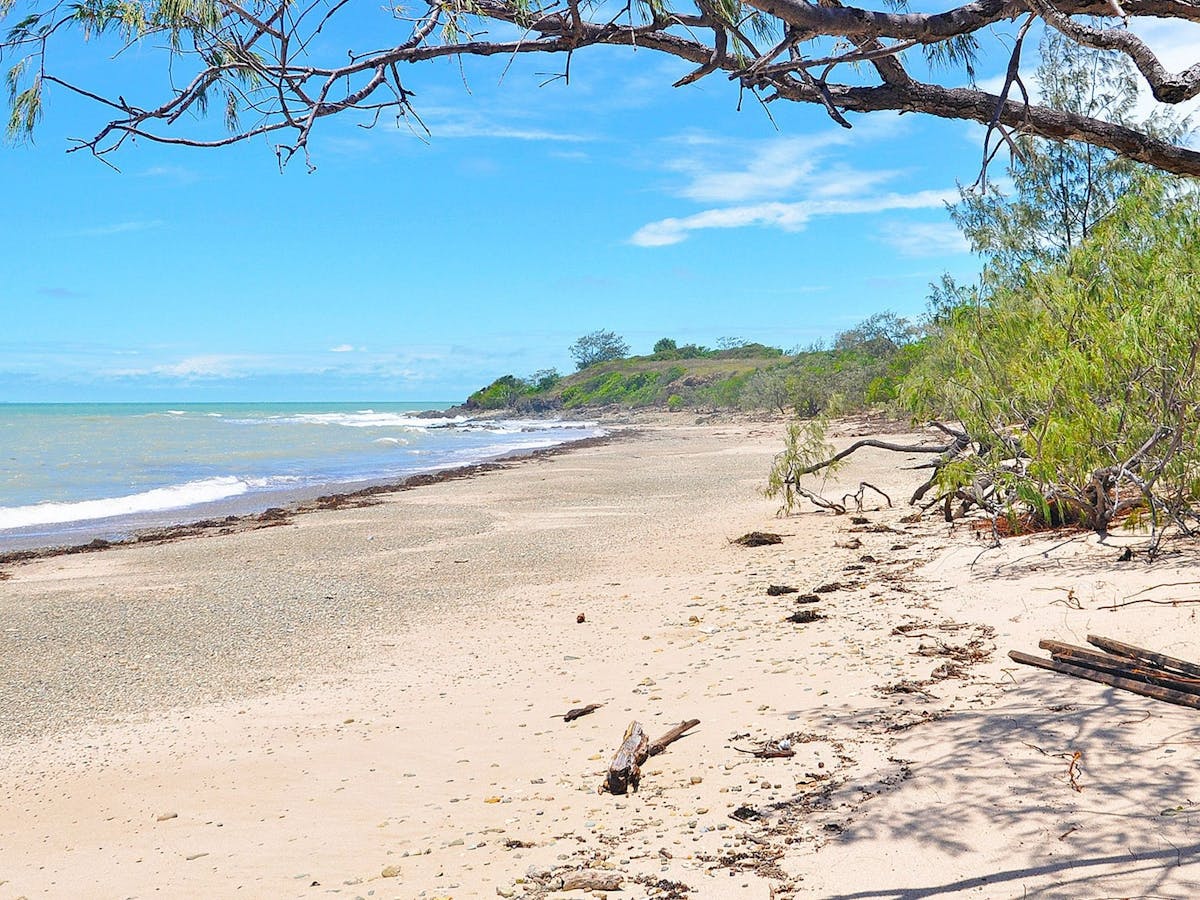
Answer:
[904,176,1200,533]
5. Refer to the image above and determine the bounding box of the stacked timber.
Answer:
[1010,634,1200,711]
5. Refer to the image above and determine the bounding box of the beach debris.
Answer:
[843,481,892,511]
[812,582,845,594]
[766,584,798,596]
[155,812,178,822]
[1010,634,1200,711]
[786,609,823,624]
[850,516,870,525]
[733,531,783,547]
[561,870,624,892]
[729,805,763,822]
[794,593,821,604]
[836,537,863,550]
[381,865,402,878]
[600,719,700,795]
[733,740,796,759]
[576,612,586,623]
[560,703,603,723]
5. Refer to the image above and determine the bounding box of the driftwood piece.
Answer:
[1087,634,1200,679]
[648,718,700,757]
[734,743,796,759]
[601,719,699,795]
[561,871,624,892]
[766,584,798,596]
[1040,641,1200,696]
[1009,650,1200,711]
[561,703,603,722]
[603,721,649,795]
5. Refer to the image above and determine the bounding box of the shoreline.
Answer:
[4,418,1200,898]
[0,430,624,567]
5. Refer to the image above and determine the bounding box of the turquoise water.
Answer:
[0,402,602,548]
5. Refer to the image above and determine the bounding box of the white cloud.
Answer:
[394,107,590,143]
[71,219,164,238]
[878,221,971,258]
[631,189,957,247]
[155,355,244,379]
[329,344,359,353]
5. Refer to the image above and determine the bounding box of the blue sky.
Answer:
[2,12,1195,402]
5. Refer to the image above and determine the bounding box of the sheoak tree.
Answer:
[3,0,1200,173]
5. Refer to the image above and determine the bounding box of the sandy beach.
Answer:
[3,417,1200,899]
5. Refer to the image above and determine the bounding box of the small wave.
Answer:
[227,411,468,429]
[0,477,254,530]
[373,437,409,446]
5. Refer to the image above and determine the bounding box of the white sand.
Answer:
[2,418,1199,899]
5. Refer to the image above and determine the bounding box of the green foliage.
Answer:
[950,32,1189,289]
[906,176,1200,533]
[652,338,677,354]
[466,374,528,410]
[666,394,684,412]
[765,417,839,514]
[560,369,664,408]
[569,329,630,371]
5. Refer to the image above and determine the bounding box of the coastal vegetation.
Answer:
[770,39,1200,543]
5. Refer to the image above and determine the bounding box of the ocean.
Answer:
[0,402,603,551]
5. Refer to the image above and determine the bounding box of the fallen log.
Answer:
[1086,634,1200,679]
[600,719,699,795]
[1040,641,1200,696]
[1009,650,1200,711]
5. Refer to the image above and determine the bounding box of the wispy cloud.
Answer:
[631,119,944,247]
[878,221,970,257]
[631,189,956,247]
[37,286,85,299]
[393,107,591,143]
[71,219,164,238]
[329,344,360,353]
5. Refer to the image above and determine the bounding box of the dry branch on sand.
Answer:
[600,719,700,795]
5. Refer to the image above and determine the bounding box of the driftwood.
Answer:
[766,584,798,596]
[1087,634,1200,679]
[560,703,603,722]
[602,721,649,795]
[601,719,700,795]
[1009,650,1200,711]
[734,742,796,759]
[1039,641,1200,696]
[648,718,700,757]
[561,871,624,892]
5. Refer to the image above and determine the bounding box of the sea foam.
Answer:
[0,476,258,530]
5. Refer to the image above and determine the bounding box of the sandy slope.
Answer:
[1,418,1199,899]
